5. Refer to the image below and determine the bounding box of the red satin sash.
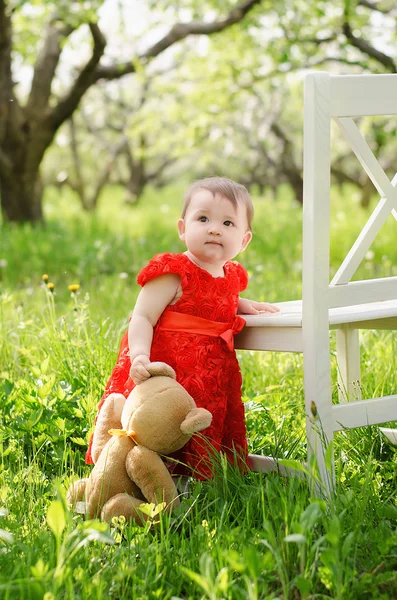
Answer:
[157,311,246,351]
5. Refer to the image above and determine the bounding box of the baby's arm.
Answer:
[129,274,180,384]
[238,297,280,315]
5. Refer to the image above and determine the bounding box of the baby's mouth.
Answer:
[205,241,222,246]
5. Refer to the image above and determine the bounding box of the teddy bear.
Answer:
[67,362,212,524]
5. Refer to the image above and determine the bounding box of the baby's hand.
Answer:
[238,298,280,315]
[130,355,151,385]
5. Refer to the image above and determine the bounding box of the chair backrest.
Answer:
[301,73,397,449]
[302,72,397,313]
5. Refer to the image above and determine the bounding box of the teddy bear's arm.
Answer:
[125,446,180,509]
[91,393,126,463]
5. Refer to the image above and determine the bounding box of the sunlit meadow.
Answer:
[0,183,397,599]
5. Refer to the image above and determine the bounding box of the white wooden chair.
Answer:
[237,72,397,487]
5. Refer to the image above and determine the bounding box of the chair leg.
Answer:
[303,352,335,494]
[306,412,334,495]
[336,326,361,402]
[336,327,397,446]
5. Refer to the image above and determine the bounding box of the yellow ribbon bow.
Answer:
[108,428,137,441]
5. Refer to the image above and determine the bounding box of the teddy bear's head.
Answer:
[120,362,212,454]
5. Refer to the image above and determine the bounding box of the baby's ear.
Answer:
[177,218,186,242]
[180,408,212,434]
[240,230,252,252]
[146,362,176,379]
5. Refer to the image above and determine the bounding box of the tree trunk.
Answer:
[286,169,304,205]
[123,141,146,205]
[124,171,146,205]
[1,168,43,222]
[0,120,53,222]
[360,176,374,208]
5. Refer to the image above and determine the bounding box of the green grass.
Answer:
[0,183,396,599]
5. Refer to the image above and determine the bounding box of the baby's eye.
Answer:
[223,220,234,227]
[198,216,208,222]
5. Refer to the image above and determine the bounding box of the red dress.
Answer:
[86,252,249,479]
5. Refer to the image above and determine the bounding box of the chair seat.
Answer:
[236,299,397,352]
[241,298,397,329]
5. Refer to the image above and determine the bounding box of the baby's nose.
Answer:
[208,225,221,235]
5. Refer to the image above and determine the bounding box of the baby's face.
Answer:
[177,189,252,265]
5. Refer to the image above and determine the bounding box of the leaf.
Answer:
[41,357,49,374]
[57,386,66,401]
[26,408,44,429]
[278,459,310,475]
[341,532,355,559]
[326,516,341,547]
[137,502,156,517]
[296,575,312,596]
[82,528,115,545]
[3,380,14,397]
[138,502,166,518]
[0,529,14,544]
[55,417,66,433]
[324,441,334,474]
[31,558,49,579]
[47,500,66,541]
[70,437,87,446]
[180,567,211,595]
[151,502,166,517]
[284,533,306,544]
[379,503,397,521]
[38,376,56,399]
[300,502,322,532]
[215,567,229,592]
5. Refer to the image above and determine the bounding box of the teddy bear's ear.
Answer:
[146,362,176,379]
[180,408,212,434]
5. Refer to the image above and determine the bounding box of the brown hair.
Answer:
[182,176,254,229]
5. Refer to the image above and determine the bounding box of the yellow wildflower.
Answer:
[42,274,49,282]
[68,284,80,293]
[47,282,55,292]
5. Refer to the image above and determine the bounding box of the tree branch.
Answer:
[88,135,128,209]
[51,23,106,130]
[331,166,360,186]
[358,0,397,14]
[94,0,263,81]
[147,155,177,181]
[284,35,337,45]
[304,56,371,71]
[343,21,397,72]
[27,16,74,114]
[69,114,87,208]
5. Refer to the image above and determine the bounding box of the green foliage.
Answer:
[0,184,396,598]
[11,0,104,66]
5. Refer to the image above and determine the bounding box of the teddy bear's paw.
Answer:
[101,493,148,526]
[180,407,213,434]
[104,393,126,420]
[66,478,88,507]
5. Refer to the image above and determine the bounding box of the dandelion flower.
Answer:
[47,282,55,292]
[42,274,49,282]
[68,284,80,292]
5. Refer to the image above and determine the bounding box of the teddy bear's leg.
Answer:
[101,493,148,526]
[66,478,88,507]
[91,393,127,463]
[126,446,181,511]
